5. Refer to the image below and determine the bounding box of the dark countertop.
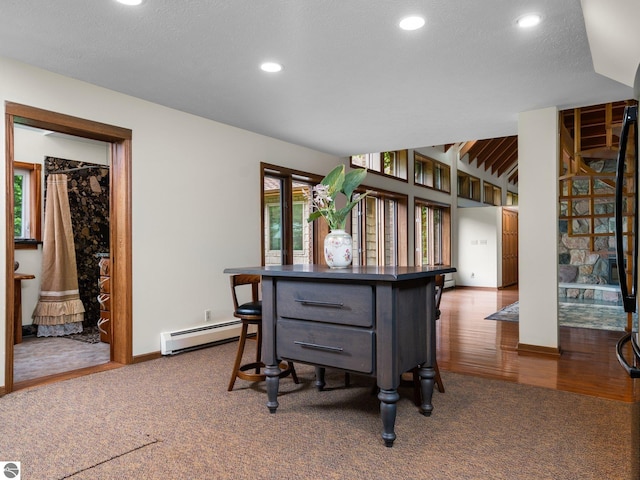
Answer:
[224,264,456,281]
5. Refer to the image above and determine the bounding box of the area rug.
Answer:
[485,301,638,331]
[64,326,101,344]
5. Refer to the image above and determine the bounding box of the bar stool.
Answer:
[227,274,298,391]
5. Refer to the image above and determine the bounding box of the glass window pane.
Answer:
[365,196,378,265]
[264,175,283,265]
[351,154,367,168]
[292,181,313,265]
[269,205,281,250]
[383,152,396,176]
[384,199,396,266]
[292,203,303,250]
[414,160,423,184]
[14,173,24,237]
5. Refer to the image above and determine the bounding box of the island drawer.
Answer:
[276,280,374,327]
[277,319,374,373]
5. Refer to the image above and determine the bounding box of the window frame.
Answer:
[413,152,451,193]
[14,161,42,249]
[483,181,502,206]
[351,186,408,266]
[414,197,451,267]
[350,150,409,182]
[261,163,324,266]
[457,171,481,202]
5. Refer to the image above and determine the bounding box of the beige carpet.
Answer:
[0,341,637,479]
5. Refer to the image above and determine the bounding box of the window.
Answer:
[351,150,408,181]
[506,191,518,206]
[483,181,502,206]
[414,199,451,266]
[14,161,42,248]
[262,164,322,266]
[559,175,621,250]
[457,171,481,201]
[351,189,408,266]
[268,202,304,251]
[414,152,451,193]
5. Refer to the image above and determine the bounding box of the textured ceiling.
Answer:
[0,0,634,157]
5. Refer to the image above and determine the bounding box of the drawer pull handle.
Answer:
[295,299,344,309]
[294,341,343,352]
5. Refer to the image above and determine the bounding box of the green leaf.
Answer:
[321,165,345,197]
[341,190,371,214]
[307,211,323,222]
[342,168,367,199]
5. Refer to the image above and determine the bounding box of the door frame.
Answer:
[4,102,133,393]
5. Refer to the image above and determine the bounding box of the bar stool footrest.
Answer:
[236,361,296,382]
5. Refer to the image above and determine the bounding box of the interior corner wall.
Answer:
[518,107,559,349]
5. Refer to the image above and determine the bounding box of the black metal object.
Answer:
[616,332,640,378]
[614,105,638,314]
[614,105,640,377]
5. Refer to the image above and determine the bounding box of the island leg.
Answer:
[378,388,400,447]
[315,367,326,391]
[265,364,281,413]
[418,365,435,416]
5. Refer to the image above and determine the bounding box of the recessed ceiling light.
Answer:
[260,62,283,73]
[399,16,425,31]
[517,14,542,28]
[116,0,143,5]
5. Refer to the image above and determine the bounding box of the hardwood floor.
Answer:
[438,286,639,402]
[10,285,639,402]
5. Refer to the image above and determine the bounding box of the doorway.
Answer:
[4,103,133,393]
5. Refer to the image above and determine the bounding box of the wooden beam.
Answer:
[459,141,477,160]
[497,150,518,177]
[478,137,510,169]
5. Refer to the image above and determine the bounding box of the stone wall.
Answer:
[558,230,619,301]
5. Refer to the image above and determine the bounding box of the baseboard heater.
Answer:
[160,320,242,355]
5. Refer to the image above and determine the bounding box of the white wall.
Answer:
[14,127,109,327]
[518,107,559,350]
[456,206,501,287]
[0,56,341,386]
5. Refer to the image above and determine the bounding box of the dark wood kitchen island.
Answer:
[223,264,455,447]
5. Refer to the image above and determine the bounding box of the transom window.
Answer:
[351,150,408,181]
[414,152,451,193]
[483,181,502,206]
[457,171,481,202]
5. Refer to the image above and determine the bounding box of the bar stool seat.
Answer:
[227,275,298,391]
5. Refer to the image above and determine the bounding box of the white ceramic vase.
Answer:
[324,229,353,268]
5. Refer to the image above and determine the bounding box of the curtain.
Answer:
[32,174,85,336]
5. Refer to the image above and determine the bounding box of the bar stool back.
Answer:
[227,274,298,391]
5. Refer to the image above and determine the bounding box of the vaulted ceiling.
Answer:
[455,99,636,186]
[458,137,519,184]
